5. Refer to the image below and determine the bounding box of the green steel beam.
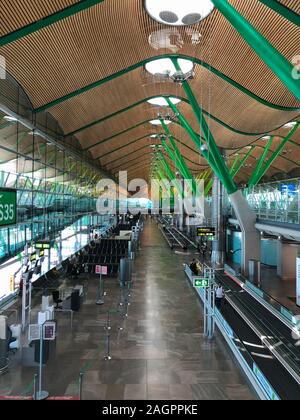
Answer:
[253,123,300,185]
[158,154,184,197]
[205,179,214,196]
[64,94,273,138]
[0,0,105,48]
[211,0,300,100]
[167,73,237,194]
[115,157,151,173]
[160,119,192,180]
[161,139,189,180]
[104,145,150,168]
[108,152,151,173]
[34,53,298,113]
[258,0,300,26]
[232,147,255,178]
[93,132,205,166]
[229,154,241,175]
[84,120,150,151]
[166,100,222,180]
[95,135,151,160]
[248,136,274,186]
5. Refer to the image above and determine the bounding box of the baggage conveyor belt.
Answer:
[216,272,300,400]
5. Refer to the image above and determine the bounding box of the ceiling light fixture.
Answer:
[147,97,182,107]
[144,0,214,27]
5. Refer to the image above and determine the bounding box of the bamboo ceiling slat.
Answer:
[49,63,300,140]
[1,0,300,184]
[1,0,299,108]
[0,0,79,36]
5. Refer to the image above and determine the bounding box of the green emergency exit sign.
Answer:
[194,278,210,288]
[0,188,17,227]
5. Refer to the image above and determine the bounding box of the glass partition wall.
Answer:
[0,72,105,264]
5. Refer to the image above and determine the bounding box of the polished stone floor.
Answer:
[0,220,256,400]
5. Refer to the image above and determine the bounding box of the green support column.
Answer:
[248,137,274,187]
[158,154,184,197]
[160,120,192,177]
[205,179,214,196]
[232,146,255,179]
[229,155,241,175]
[165,98,221,179]
[167,87,237,195]
[0,0,105,47]
[211,0,300,99]
[254,123,299,185]
[161,139,189,179]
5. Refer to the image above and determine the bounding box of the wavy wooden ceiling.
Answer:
[0,0,300,184]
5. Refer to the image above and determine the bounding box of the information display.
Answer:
[197,227,215,237]
[35,241,51,250]
[0,188,17,227]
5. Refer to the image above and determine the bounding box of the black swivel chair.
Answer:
[52,290,63,309]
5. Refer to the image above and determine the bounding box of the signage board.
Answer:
[38,249,45,258]
[194,278,210,288]
[0,188,17,227]
[35,241,51,250]
[95,265,108,276]
[28,324,41,341]
[43,322,56,341]
[197,227,215,237]
[30,252,37,263]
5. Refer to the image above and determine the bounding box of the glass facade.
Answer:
[0,70,105,264]
[245,179,300,224]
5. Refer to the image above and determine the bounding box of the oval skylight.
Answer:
[145,58,193,77]
[147,97,182,106]
[144,0,214,27]
[150,119,172,126]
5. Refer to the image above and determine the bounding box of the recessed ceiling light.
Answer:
[144,0,214,26]
[150,119,172,126]
[147,97,182,106]
[145,58,193,78]
[3,115,18,122]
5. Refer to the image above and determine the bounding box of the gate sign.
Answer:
[194,278,210,288]
[0,188,17,227]
[95,265,108,275]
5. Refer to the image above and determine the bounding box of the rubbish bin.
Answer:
[249,259,261,287]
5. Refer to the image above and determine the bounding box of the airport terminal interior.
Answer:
[0,0,299,402]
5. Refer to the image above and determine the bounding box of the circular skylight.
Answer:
[144,0,214,26]
[145,58,194,77]
[147,97,182,106]
[150,119,172,126]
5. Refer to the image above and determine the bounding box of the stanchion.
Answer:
[33,374,38,401]
[78,373,84,400]
[104,332,112,361]
[104,311,112,332]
